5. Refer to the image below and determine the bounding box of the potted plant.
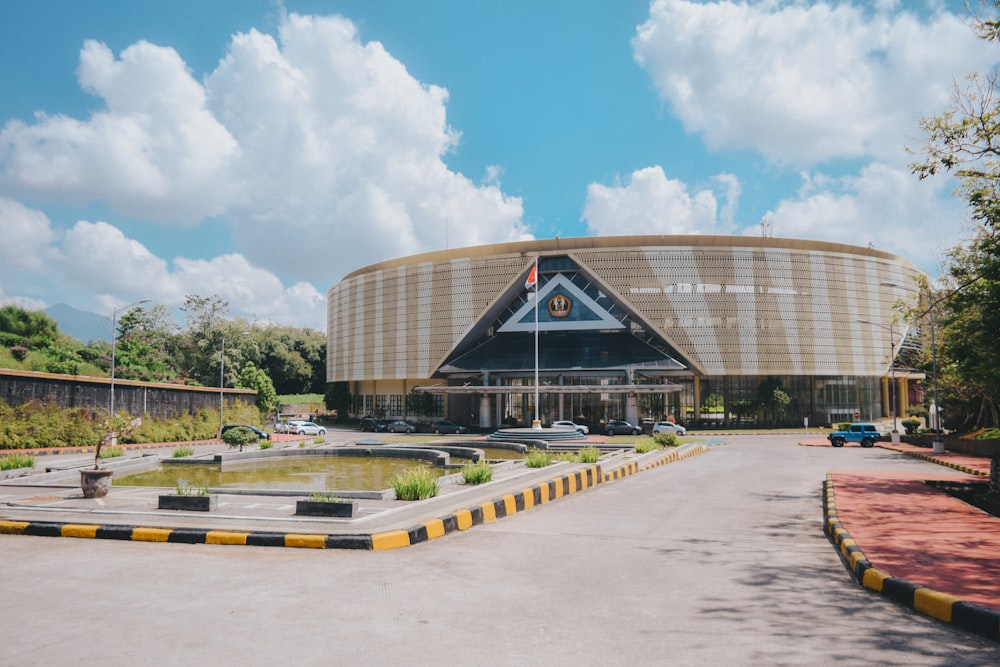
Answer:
[295,491,357,518]
[159,481,217,512]
[80,412,141,499]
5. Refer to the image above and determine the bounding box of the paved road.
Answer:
[3,434,999,665]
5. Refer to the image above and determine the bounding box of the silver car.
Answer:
[652,421,686,436]
[385,420,416,433]
[288,421,326,436]
[552,420,589,434]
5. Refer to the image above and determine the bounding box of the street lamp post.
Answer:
[881,281,944,453]
[857,317,900,444]
[109,299,151,422]
[219,331,251,437]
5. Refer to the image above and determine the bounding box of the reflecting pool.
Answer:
[114,456,445,492]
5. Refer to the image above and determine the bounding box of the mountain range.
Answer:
[44,303,110,343]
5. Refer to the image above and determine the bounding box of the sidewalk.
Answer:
[816,437,1000,640]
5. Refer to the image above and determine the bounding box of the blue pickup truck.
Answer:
[828,423,880,448]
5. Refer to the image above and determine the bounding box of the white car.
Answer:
[652,421,686,436]
[288,421,327,436]
[552,420,589,435]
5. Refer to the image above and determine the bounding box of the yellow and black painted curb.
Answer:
[823,473,1000,642]
[880,447,989,477]
[0,445,709,551]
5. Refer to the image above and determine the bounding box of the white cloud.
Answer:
[61,221,181,302]
[582,165,739,235]
[206,13,529,280]
[0,286,47,311]
[172,254,325,328]
[633,0,996,165]
[0,197,58,271]
[0,12,529,293]
[0,41,238,223]
[757,161,967,272]
[54,220,325,329]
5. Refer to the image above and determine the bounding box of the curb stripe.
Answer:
[824,474,1000,642]
[133,527,172,542]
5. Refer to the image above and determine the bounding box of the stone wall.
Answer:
[0,369,256,419]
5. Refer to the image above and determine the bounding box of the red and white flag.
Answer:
[524,263,537,290]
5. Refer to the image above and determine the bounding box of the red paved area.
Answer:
[830,467,1000,611]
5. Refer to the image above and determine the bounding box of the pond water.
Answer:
[479,447,527,460]
[113,456,445,492]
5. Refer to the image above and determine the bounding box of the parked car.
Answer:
[360,417,386,432]
[552,420,589,435]
[431,420,466,435]
[651,421,686,436]
[222,424,271,440]
[828,423,880,448]
[289,421,326,436]
[606,420,641,436]
[385,420,416,433]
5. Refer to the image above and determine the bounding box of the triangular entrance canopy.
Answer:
[436,256,689,377]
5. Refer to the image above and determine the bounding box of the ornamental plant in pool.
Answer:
[461,460,492,485]
[392,466,439,500]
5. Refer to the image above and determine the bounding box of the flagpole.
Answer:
[533,255,540,429]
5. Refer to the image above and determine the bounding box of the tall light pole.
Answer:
[109,299,151,421]
[857,318,899,443]
[219,331,251,437]
[881,281,944,453]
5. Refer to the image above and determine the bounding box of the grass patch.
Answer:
[578,446,602,463]
[98,445,125,459]
[259,440,273,449]
[309,491,347,502]
[172,446,195,458]
[634,438,663,453]
[526,449,553,468]
[0,453,35,470]
[278,393,324,405]
[461,460,493,485]
[391,466,439,500]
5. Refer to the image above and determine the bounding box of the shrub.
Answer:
[392,466,439,500]
[175,481,209,496]
[222,425,258,451]
[462,460,493,485]
[172,446,195,458]
[578,446,601,463]
[526,449,553,468]
[652,432,679,448]
[0,453,34,470]
[901,418,921,435]
[259,440,273,450]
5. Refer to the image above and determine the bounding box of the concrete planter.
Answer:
[158,494,218,512]
[295,499,357,518]
[80,469,114,498]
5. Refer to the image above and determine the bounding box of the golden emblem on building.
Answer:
[547,293,571,318]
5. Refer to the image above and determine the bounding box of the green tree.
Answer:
[237,361,279,418]
[113,305,178,382]
[0,305,59,344]
[325,381,351,421]
[911,1,1000,430]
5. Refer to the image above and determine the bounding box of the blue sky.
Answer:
[1,0,996,331]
